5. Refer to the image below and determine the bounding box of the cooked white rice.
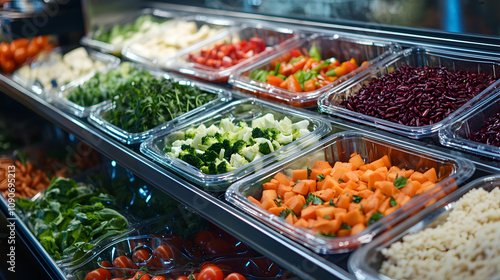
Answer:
[379,187,500,280]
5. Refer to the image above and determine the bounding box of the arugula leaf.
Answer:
[394,176,408,189]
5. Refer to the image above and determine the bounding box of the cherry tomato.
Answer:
[153,244,175,260]
[204,238,231,255]
[132,249,151,263]
[13,47,27,66]
[0,42,12,58]
[0,56,15,73]
[133,271,150,280]
[111,278,124,280]
[198,265,223,280]
[10,38,29,50]
[151,277,166,280]
[100,260,112,267]
[194,230,217,248]
[27,42,39,58]
[176,277,189,280]
[85,268,112,280]
[113,255,138,269]
[224,273,246,280]
[33,36,49,48]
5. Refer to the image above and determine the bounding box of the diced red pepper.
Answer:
[267,75,285,87]
[289,49,302,58]
[286,75,302,92]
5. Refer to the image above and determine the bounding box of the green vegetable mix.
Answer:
[16,177,129,261]
[93,14,164,44]
[166,113,312,175]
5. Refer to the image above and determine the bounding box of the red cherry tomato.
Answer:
[151,277,166,280]
[204,238,231,255]
[0,42,12,58]
[112,255,138,269]
[224,273,246,280]
[10,38,29,50]
[132,249,151,263]
[0,55,15,73]
[27,42,39,58]
[176,277,189,280]
[133,271,151,280]
[194,230,217,248]
[33,36,49,48]
[153,244,175,260]
[13,47,27,66]
[198,265,223,280]
[100,260,112,267]
[111,278,124,280]
[84,268,112,280]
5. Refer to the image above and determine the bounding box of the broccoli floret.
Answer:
[252,127,267,139]
[207,142,224,154]
[185,127,197,139]
[230,153,249,169]
[217,161,228,174]
[201,135,219,146]
[162,146,172,153]
[208,162,218,174]
[258,142,273,155]
[202,150,219,163]
[238,121,248,128]
[266,128,280,141]
[181,154,204,169]
[222,139,231,150]
[200,166,209,174]
[231,140,246,155]
[214,132,223,141]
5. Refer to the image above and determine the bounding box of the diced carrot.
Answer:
[266,75,285,87]
[312,217,330,230]
[279,79,287,89]
[395,193,411,206]
[316,206,335,219]
[285,212,298,224]
[349,153,364,169]
[378,197,391,214]
[384,206,400,216]
[332,185,344,197]
[314,188,335,202]
[301,205,319,220]
[350,223,366,236]
[344,170,360,182]
[312,161,332,173]
[349,58,359,68]
[343,210,365,227]
[277,184,293,198]
[376,181,399,197]
[344,180,359,190]
[332,167,350,181]
[248,196,262,207]
[283,191,295,204]
[278,63,294,76]
[360,169,374,183]
[317,219,342,235]
[302,179,317,193]
[400,181,421,197]
[292,57,308,73]
[337,229,351,237]
[302,57,314,71]
[263,181,279,191]
[285,195,306,214]
[319,175,338,190]
[348,202,362,213]
[294,218,309,228]
[286,75,302,92]
[404,169,415,178]
[337,193,352,209]
[368,171,386,190]
[293,169,308,181]
[292,181,309,195]
[410,171,427,183]
[360,195,380,213]
[375,167,388,174]
[310,169,324,182]
[331,207,347,219]
[371,155,391,169]
[423,168,438,183]
[419,181,436,193]
[358,189,374,198]
[261,190,278,210]
[359,163,375,171]
[268,206,286,216]
[275,172,292,186]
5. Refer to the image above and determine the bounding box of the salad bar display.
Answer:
[1,3,500,280]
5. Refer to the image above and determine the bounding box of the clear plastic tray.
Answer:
[439,88,500,160]
[140,98,332,191]
[12,46,120,102]
[67,234,291,280]
[162,23,300,82]
[318,47,500,139]
[225,131,474,254]
[122,14,239,69]
[80,8,178,56]
[88,76,231,145]
[54,63,175,118]
[229,33,396,107]
[348,174,500,280]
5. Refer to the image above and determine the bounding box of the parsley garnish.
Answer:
[390,197,397,207]
[306,193,324,205]
[394,176,408,189]
[340,223,351,230]
[352,195,363,204]
[319,233,337,238]
[278,209,297,218]
[324,215,331,219]
[338,179,345,183]
[274,198,282,207]
[307,167,312,179]
[368,211,384,225]
[317,174,325,182]
[329,199,337,207]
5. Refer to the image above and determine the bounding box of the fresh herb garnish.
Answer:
[319,233,337,238]
[317,174,325,181]
[329,199,337,207]
[274,198,282,207]
[338,179,344,183]
[352,195,363,204]
[279,209,297,219]
[390,197,397,207]
[307,167,312,179]
[368,211,384,226]
[340,223,352,230]
[306,193,324,205]
[394,175,408,189]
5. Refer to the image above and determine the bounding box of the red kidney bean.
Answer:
[339,65,497,127]
[470,112,500,147]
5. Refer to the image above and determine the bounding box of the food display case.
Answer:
[1,1,500,280]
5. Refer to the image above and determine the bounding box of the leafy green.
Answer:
[352,195,363,204]
[105,75,215,133]
[394,176,408,189]
[16,177,129,261]
[368,211,384,226]
[390,197,397,207]
[317,174,325,182]
[305,193,324,206]
[93,14,164,44]
[340,223,351,230]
